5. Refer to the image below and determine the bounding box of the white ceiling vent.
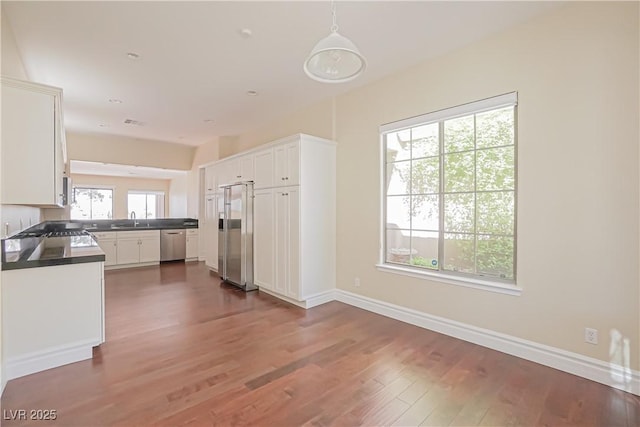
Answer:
[123,118,144,126]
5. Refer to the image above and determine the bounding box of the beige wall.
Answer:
[187,137,220,218]
[66,132,196,171]
[225,2,640,372]
[71,174,170,220]
[219,98,334,158]
[0,5,31,393]
[1,5,42,238]
[1,9,27,80]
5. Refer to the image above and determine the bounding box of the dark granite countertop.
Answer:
[2,234,105,271]
[72,218,198,232]
[1,219,198,270]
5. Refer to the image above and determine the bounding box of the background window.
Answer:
[128,192,165,219]
[71,187,113,220]
[382,94,517,281]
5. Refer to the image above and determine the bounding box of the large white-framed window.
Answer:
[128,191,165,219]
[379,92,518,291]
[70,187,114,220]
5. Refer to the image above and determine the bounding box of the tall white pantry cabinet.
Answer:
[203,134,336,308]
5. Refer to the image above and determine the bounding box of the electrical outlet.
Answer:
[585,328,598,345]
[354,277,361,287]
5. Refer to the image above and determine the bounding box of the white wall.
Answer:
[169,174,188,218]
[187,137,220,219]
[1,6,33,393]
[218,2,640,375]
[66,132,195,171]
[1,9,27,80]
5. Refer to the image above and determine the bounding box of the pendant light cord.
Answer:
[331,0,338,33]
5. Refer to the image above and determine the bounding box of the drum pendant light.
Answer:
[303,1,366,83]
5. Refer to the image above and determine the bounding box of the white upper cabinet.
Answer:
[1,77,66,206]
[254,148,274,189]
[204,164,217,194]
[239,155,254,182]
[218,155,254,185]
[274,142,300,186]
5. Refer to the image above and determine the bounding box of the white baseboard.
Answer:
[303,290,338,308]
[5,339,99,382]
[258,288,335,309]
[334,289,640,396]
[104,261,159,271]
[1,364,6,396]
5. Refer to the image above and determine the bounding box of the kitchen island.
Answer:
[1,225,106,383]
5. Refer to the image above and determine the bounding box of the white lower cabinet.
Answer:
[204,195,219,270]
[2,262,104,380]
[116,236,140,265]
[115,230,160,266]
[93,232,117,266]
[186,229,199,260]
[275,187,300,299]
[139,233,161,263]
[254,188,275,291]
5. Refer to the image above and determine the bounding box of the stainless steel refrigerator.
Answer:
[218,181,256,291]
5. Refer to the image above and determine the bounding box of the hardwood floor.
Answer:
[2,261,639,426]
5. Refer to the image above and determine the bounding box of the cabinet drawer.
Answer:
[116,230,160,240]
[186,229,198,236]
[92,232,116,240]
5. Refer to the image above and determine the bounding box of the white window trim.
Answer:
[380,92,518,134]
[127,190,165,219]
[379,92,520,295]
[375,263,522,296]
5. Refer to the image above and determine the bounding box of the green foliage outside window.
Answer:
[385,105,516,280]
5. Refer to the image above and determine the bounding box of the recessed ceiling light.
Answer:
[246,90,258,96]
[109,98,123,104]
[204,119,214,123]
[99,124,109,128]
[126,52,140,60]
[239,28,253,38]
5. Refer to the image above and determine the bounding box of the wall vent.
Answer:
[123,119,144,126]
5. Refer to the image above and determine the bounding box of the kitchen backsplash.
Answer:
[1,205,42,238]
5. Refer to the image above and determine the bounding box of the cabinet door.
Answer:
[116,238,140,265]
[204,195,218,269]
[274,142,299,186]
[285,142,300,186]
[239,155,254,181]
[139,236,160,263]
[1,84,57,205]
[254,188,275,291]
[53,93,65,206]
[204,165,217,194]
[186,231,199,259]
[254,148,274,189]
[274,145,288,186]
[285,187,300,299]
[99,239,117,266]
[220,159,240,185]
[274,189,288,295]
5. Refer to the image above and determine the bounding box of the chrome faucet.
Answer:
[130,211,139,227]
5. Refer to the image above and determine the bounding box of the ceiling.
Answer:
[3,1,561,147]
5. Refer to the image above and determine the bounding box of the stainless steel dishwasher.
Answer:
[160,229,186,261]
